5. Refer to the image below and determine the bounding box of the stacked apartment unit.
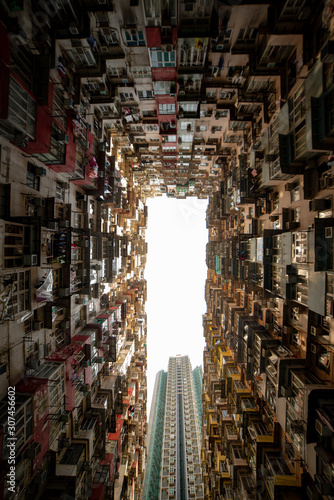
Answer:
[202,1,334,500]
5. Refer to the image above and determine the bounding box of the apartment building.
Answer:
[202,1,334,499]
[143,356,204,500]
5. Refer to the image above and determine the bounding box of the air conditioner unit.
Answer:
[60,411,71,423]
[310,343,318,354]
[43,343,52,356]
[314,474,332,495]
[64,98,74,109]
[315,418,332,437]
[56,132,69,144]
[34,166,46,176]
[34,321,44,331]
[325,227,333,239]
[290,419,303,434]
[311,325,322,336]
[283,325,293,335]
[24,442,41,459]
[69,24,79,35]
[47,221,59,230]
[59,288,70,297]
[310,198,330,211]
[24,254,38,266]
[306,485,316,500]
[32,197,45,207]
[321,40,334,63]
[28,359,40,370]
[281,385,292,397]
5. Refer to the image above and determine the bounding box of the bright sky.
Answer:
[145,195,208,415]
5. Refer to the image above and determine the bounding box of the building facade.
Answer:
[144,356,204,500]
[0,0,334,498]
[202,1,334,499]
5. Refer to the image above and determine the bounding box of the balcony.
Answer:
[56,443,86,477]
[263,451,300,499]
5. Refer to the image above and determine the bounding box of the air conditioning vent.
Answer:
[325,227,333,239]
[310,325,322,336]
[315,418,332,436]
[24,254,38,266]
[34,321,44,331]
[290,419,303,434]
[43,343,52,356]
[69,24,79,35]
[60,220,70,228]
[24,441,41,459]
[32,197,45,207]
[310,343,317,354]
[281,385,292,398]
[60,411,71,423]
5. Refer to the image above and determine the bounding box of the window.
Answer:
[124,29,145,46]
[138,90,154,100]
[8,76,36,138]
[154,81,174,95]
[74,213,82,229]
[100,27,118,45]
[142,110,157,118]
[291,183,300,203]
[132,66,151,78]
[1,271,30,319]
[26,164,40,191]
[90,236,97,260]
[236,27,257,41]
[162,147,176,152]
[108,67,125,78]
[150,49,176,67]
[119,92,134,101]
[159,103,176,115]
[179,102,198,114]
